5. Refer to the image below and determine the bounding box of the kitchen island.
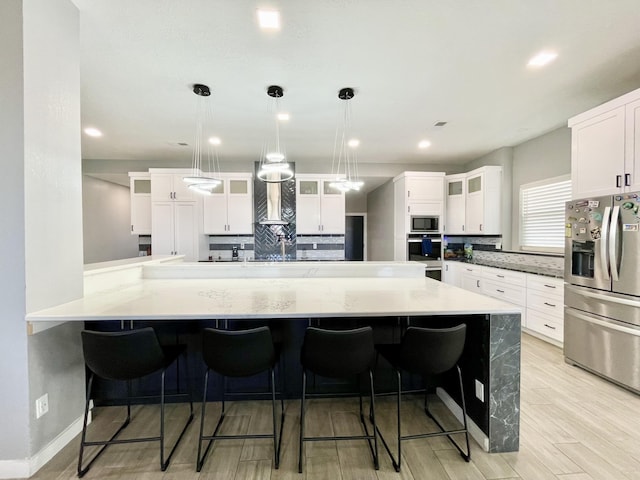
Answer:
[27,257,521,453]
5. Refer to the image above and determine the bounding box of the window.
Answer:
[520,175,572,253]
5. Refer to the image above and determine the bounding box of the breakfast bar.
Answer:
[26,257,522,453]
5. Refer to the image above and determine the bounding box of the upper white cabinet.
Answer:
[150,171,196,202]
[445,167,502,235]
[128,172,151,235]
[296,175,345,234]
[569,87,640,198]
[202,173,253,235]
[444,174,466,234]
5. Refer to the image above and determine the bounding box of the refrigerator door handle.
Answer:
[609,205,621,281]
[568,308,640,337]
[565,284,640,308]
[601,206,612,278]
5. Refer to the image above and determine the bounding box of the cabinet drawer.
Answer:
[482,278,526,306]
[527,289,564,318]
[482,266,526,286]
[527,275,563,294]
[460,264,482,276]
[526,308,563,343]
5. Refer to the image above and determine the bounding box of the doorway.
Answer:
[345,213,366,261]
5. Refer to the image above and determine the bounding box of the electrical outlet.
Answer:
[240,243,245,249]
[475,380,484,402]
[36,393,49,418]
[313,243,317,250]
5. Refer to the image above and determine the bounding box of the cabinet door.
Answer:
[202,182,227,234]
[320,181,345,234]
[172,174,196,201]
[151,202,175,255]
[297,179,322,234]
[405,176,444,202]
[174,202,198,261]
[130,177,151,235]
[465,173,484,234]
[151,174,174,202]
[461,273,482,293]
[445,178,466,234]
[571,106,626,198]
[626,98,640,192]
[227,179,253,234]
[442,262,461,287]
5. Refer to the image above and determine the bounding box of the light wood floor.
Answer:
[23,334,640,480]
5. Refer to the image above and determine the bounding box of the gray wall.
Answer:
[367,179,395,261]
[511,127,571,250]
[83,175,139,264]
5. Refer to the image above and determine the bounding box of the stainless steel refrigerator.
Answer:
[564,192,640,394]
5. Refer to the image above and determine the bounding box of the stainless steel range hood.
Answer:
[259,172,289,225]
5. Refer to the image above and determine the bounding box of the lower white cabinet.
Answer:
[460,265,482,294]
[442,261,462,287]
[525,275,564,344]
[151,201,198,261]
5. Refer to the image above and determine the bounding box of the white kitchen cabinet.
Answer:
[203,173,253,234]
[569,87,640,198]
[460,264,482,294]
[442,261,462,287]
[150,169,200,261]
[465,166,502,235]
[151,201,198,260]
[444,174,466,234]
[150,171,196,202]
[481,267,526,318]
[128,172,151,235]
[296,175,345,234]
[525,275,564,344]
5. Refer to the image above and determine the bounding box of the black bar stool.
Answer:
[78,327,194,477]
[298,326,379,473]
[375,324,471,472]
[197,326,284,472]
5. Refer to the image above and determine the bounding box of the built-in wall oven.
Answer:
[407,234,442,281]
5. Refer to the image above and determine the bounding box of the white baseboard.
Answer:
[436,387,489,452]
[0,414,85,479]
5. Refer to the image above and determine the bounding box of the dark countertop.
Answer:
[444,258,564,279]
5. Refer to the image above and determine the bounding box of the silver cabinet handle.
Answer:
[543,323,556,330]
[543,284,556,289]
[497,274,505,278]
[543,302,556,307]
[462,225,465,232]
[131,225,134,231]
[616,175,622,188]
[496,289,505,293]
[480,223,483,231]
[625,173,631,186]
[476,280,480,288]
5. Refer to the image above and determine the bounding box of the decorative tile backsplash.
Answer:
[208,235,255,261]
[297,234,345,261]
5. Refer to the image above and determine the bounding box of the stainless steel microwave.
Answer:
[410,215,440,233]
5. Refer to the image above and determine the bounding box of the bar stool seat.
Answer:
[298,326,379,473]
[197,326,284,472]
[375,324,471,472]
[78,327,194,477]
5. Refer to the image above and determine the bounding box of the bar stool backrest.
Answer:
[301,326,375,378]
[81,328,166,381]
[202,326,276,377]
[399,325,466,375]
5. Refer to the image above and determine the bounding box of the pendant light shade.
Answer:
[183,83,222,195]
[329,87,364,193]
[258,85,294,183]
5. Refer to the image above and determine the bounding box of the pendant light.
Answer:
[257,85,294,183]
[183,83,223,195]
[329,87,364,192]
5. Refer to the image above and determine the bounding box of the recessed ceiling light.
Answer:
[277,112,290,121]
[418,140,431,149]
[527,51,558,68]
[348,139,360,148]
[84,127,102,137]
[257,9,280,29]
[209,137,221,145]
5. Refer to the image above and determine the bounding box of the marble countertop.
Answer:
[444,258,564,278]
[26,276,520,322]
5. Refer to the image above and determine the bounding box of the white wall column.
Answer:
[0,0,84,477]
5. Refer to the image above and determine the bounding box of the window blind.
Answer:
[520,178,572,251]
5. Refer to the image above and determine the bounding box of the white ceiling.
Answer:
[74,0,640,186]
